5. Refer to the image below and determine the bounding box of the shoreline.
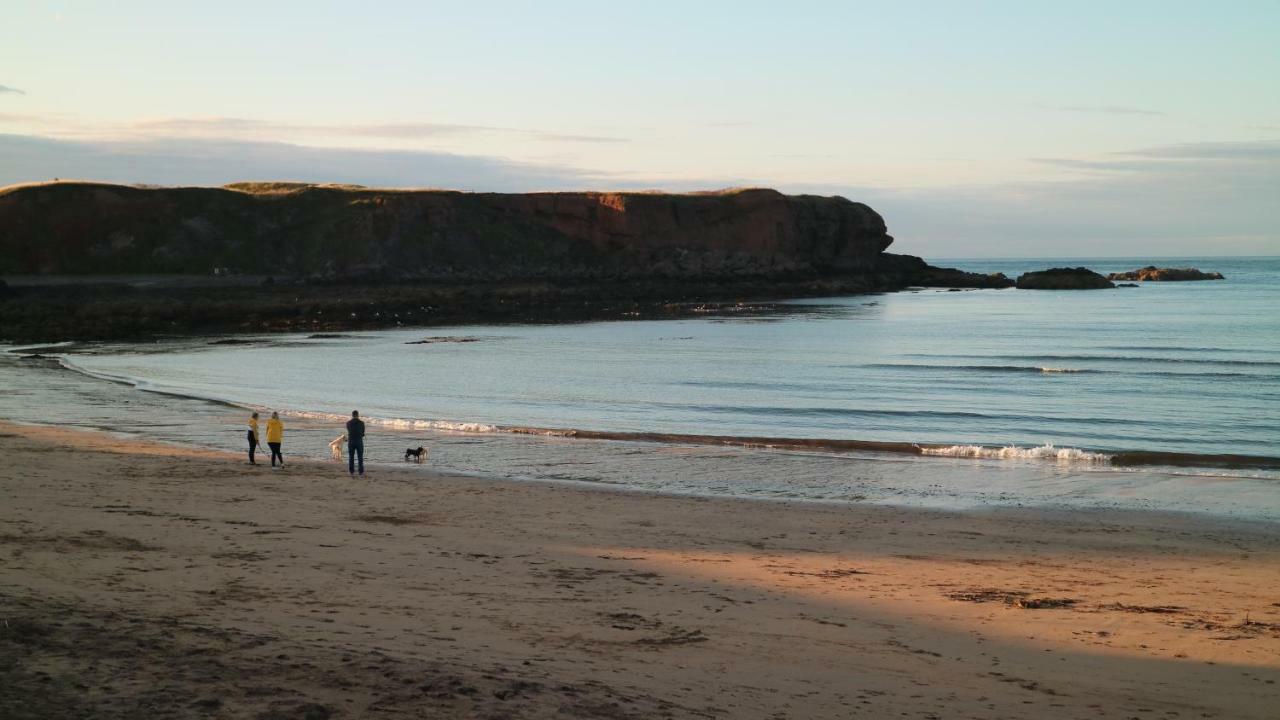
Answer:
[11,415,1280,531]
[8,415,1280,527]
[3,420,1279,718]
[23,347,1280,478]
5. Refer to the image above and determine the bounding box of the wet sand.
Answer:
[1,420,1278,719]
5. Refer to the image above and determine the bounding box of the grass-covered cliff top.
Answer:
[0,179,781,199]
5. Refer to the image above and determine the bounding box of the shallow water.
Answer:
[3,256,1278,519]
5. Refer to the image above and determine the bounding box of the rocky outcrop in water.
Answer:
[1106,266,1224,282]
[869,252,1013,288]
[1016,267,1115,290]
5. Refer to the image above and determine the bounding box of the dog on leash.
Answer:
[404,446,427,463]
[329,434,347,460]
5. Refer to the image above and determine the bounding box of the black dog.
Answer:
[404,446,427,463]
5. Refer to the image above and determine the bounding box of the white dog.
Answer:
[329,434,347,460]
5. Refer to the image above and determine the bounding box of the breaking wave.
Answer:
[281,409,499,434]
[920,443,1112,463]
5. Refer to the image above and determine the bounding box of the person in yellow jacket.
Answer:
[265,411,285,468]
[247,412,262,465]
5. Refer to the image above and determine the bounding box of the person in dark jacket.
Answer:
[247,412,262,465]
[346,410,366,476]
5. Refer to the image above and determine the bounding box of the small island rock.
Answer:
[1015,267,1115,290]
[1106,266,1224,281]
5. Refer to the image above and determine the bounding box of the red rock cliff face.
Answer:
[0,183,893,279]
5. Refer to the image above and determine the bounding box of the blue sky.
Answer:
[2,1,1278,256]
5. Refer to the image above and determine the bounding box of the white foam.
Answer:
[920,443,1112,463]
[3,340,76,353]
[508,427,580,437]
[382,418,500,433]
[281,409,498,434]
[1038,367,1082,373]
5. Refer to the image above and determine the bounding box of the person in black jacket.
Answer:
[247,412,263,464]
[346,410,366,476]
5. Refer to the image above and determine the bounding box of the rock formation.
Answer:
[1106,266,1224,281]
[0,182,902,279]
[0,182,1016,288]
[1016,267,1115,290]
[0,181,1013,342]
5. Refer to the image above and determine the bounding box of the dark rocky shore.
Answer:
[0,182,1011,342]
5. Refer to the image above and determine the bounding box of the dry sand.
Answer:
[1,420,1278,719]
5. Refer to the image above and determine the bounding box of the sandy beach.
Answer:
[2,420,1278,719]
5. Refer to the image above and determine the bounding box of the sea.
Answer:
[3,257,1278,520]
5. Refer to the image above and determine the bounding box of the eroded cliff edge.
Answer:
[3,182,909,278]
[0,182,1009,341]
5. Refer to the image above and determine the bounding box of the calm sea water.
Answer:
[3,256,1278,518]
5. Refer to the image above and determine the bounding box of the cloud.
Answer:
[0,84,26,95]
[1030,157,1150,172]
[534,132,628,144]
[1123,140,1280,160]
[0,112,630,146]
[0,133,617,191]
[0,113,46,124]
[1036,103,1164,117]
[70,115,628,144]
[1033,140,1280,174]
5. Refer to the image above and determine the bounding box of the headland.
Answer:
[0,182,1010,342]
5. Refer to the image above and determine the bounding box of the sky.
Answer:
[2,1,1278,257]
